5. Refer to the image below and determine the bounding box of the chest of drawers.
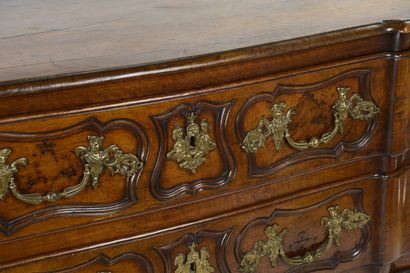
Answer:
[0,1,409,272]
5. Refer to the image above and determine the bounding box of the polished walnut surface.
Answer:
[0,3,409,273]
[0,0,409,82]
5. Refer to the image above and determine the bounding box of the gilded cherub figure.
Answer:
[268,102,294,151]
[167,113,216,173]
[197,120,216,155]
[174,242,215,273]
[167,126,190,163]
[75,135,141,189]
[75,136,112,188]
[242,118,271,153]
[197,247,215,273]
[242,102,294,153]
[332,87,352,134]
[264,224,288,267]
[174,253,189,273]
[321,205,346,246]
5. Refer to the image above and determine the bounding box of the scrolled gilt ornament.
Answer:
[0,148,28,201]
[242,87,380,153]
[174,242,215,273]
[239,205,370,273]
[0,135,143,205]
[75,136,142,188]
[167,113,216,173]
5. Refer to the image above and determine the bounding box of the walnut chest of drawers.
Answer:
[0,1,410,272]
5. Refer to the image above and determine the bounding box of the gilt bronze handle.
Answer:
[0,136,143,205]
[242,87,380,153]
[174,242,215,273]
[239,205,370,273]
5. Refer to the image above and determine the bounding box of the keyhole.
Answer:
[190,262,196,273]
[190,136,195,147]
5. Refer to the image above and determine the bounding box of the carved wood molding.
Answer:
[234,188,371,273]
[37,252,153,273]
[0,117,148,235]
[150,100,236,201]
[154,228,233,273]
[235,69,379,178]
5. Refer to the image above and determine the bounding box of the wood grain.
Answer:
[0,7,409,272]
[0,0,409,82]
[1,178,381,272]
[0,57,390,238]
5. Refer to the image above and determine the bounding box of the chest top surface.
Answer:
[1,0,409,83]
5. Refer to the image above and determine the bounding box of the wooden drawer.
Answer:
[0,56,389,240]
[0,14,408,273]
[237,68,383,179]
[2,177,381,273]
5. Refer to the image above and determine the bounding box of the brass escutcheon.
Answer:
[174,242,215,273]
[167,112,216,173]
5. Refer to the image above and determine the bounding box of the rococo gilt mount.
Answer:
[0,6,409,272]
[242,87,380,153]
[0,135,143,205]
[167,112,216,173]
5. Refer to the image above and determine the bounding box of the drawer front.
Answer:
[237,70,381,178]
[0,119,149,235]
[3,177,381,273]
[382,167,410,271]
[0,56,389,239]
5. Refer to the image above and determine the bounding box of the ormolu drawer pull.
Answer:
[239,205,370,273]
[0,136,143,205]
[167,113,216,173]
[174,242,215,273]
[242,87,379,153]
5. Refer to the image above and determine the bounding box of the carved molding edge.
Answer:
[0,117,148,235]
[234,188,371,273]
[150,100,236,201]
[37,252,153,273]
[153,228,234,273]
[235,69,379,178]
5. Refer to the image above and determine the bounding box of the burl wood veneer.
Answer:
[0,1,409,272]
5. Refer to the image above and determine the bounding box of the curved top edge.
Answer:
[0,20,409,96]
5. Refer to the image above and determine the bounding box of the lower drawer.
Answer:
[4,177,381,273]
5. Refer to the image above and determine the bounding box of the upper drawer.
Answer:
[237,69,382,178]
[0,56,390,238]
